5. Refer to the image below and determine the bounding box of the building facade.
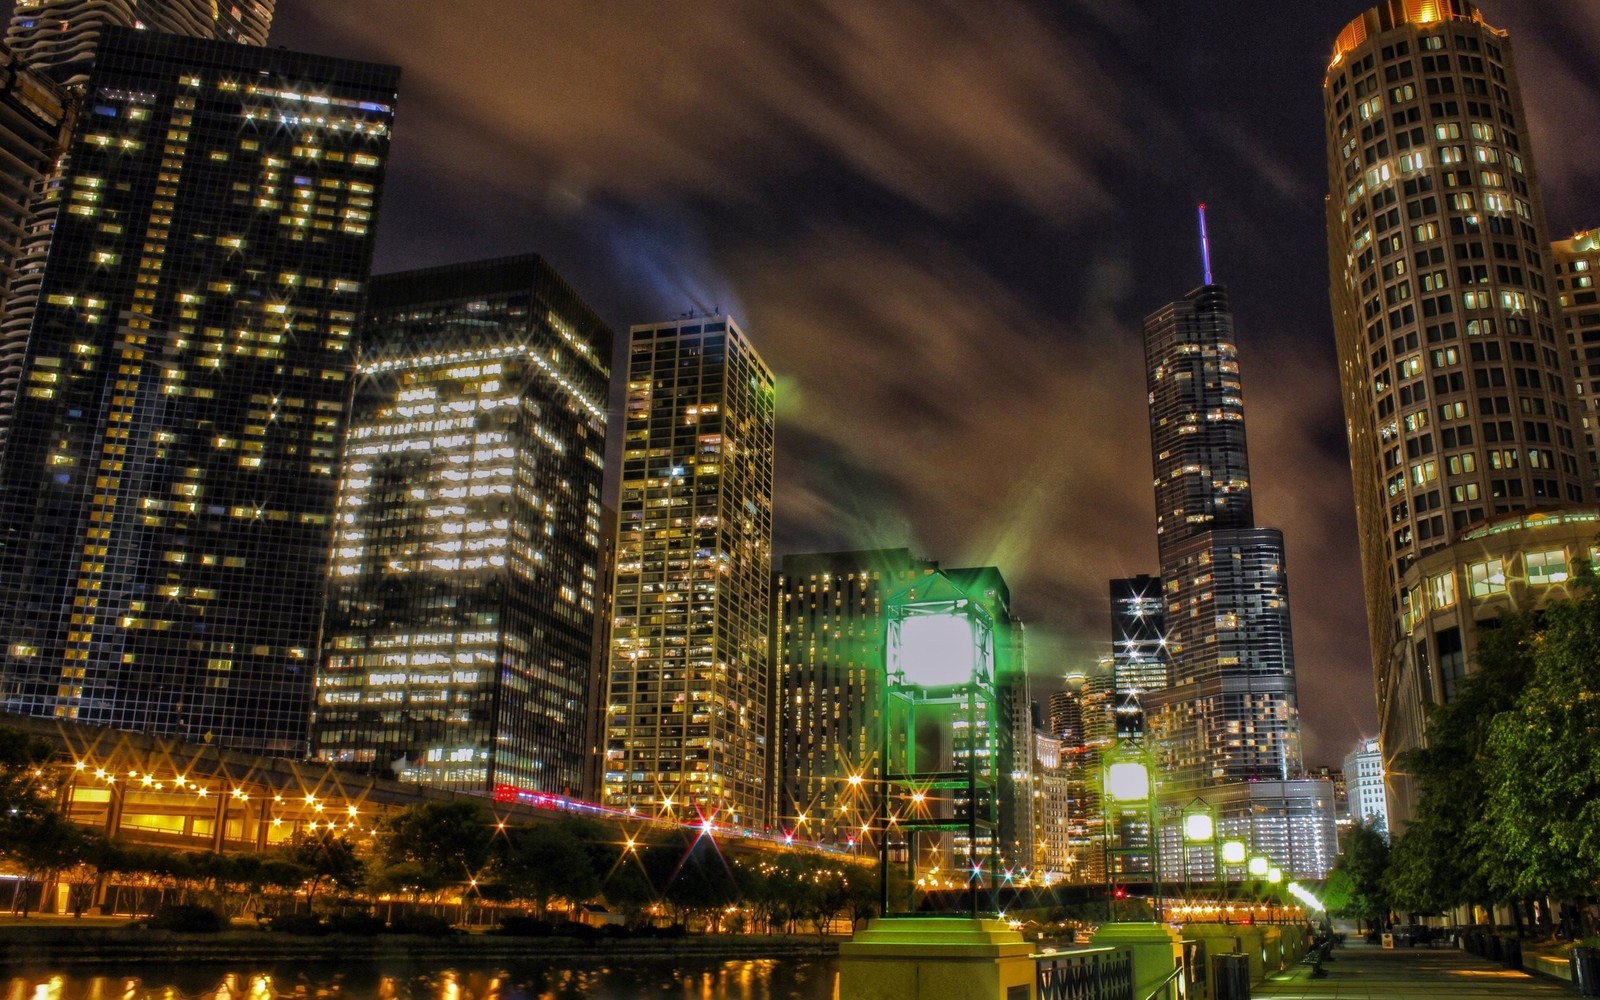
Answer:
[1141,283,1302,791]
[312,256,611,795]
[772,548,935,844]
[1343,736,1389,830]
[1323,1,1590,822]
[0,28,397,752]
[7,0,274,85]
[1109,575,1166,697]
[603,315,775,828]
[1553,228,1600,492]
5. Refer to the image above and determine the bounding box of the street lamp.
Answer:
[1181,798,1216,903]
[1103,743,1157,922]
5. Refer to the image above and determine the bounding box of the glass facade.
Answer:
[0,28,398,753]
[7,0,275,85]
[312,256,611,795]
[1141,284,1302,790]
[1109,574,1166,696]
[772,548,935,845]
[1553,228,1600,493]
[604,316,775,828]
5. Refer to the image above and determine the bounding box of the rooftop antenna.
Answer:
[1198,202,1215,286]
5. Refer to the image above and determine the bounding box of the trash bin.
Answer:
[1573,946,1600,998]
[1499,937,1521,971]
[1215,952,1251,1000]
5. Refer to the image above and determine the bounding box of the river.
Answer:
[1,958,841,1000]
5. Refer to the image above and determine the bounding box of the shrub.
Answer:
[267,912,327,936]
[147,904,227,933]
[388,913,455,936]
[552,921,600,941]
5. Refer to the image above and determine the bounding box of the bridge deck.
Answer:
[1254,941,1568,999]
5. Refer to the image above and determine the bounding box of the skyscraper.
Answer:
[1141,282,1301,789]
[1343,737,1389,830]
[312,256,611,794]
[1553,228,1600,491]
[772,548,935,844]
[604,315,775,828]
[1324,1,1591,821]
[0,28,397,751]
[7,0,274,84]
[1109,575,1165,697]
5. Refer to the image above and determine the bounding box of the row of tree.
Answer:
[1326,571,1600,937]
[0,733,878,929]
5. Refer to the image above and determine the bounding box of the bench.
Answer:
[1301,938,1335,978]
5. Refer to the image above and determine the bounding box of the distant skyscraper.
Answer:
[6,0,274,84]
[1553,228,1600,491]
[313,256,611,794]
[1141,281,1301,789]
[1324,1,1591,823]
[1045,688,1082,746]
[1109,575,1165,696]
[604,315,775,827]
[0,28,397,751]
[772,548,935,843]
[1343,737,1389,831]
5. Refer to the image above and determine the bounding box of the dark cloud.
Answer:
[259,1,1600,765]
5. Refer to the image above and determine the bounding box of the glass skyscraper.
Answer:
[604,315,775,828]
[1109,574,1165,697]
[0,28,397,752]
[312,256,611,795]
[1141,283,1302,790]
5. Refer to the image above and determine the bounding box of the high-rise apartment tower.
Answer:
[7,0,274,85]
[313,256,611,794]
[604,315,775,827]
[1324,1,1591,821]
[0,28,397,751]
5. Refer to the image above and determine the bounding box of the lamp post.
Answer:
[1221,839,1245,915]
[1103,743,1157,922]
[1181,798,1216,902]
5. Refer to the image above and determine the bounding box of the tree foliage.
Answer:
[1326,819,1389,928]
[370,800,494,897]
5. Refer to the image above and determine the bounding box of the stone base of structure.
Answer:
[1091,921,1183,998]
[836,917,1036,1000]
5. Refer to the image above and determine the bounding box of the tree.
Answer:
[1387,611,1536,916]
[1327,819,1389,930]
[283,829,363,908]
[494,820,601,918]
[1483,577,1600,905]
[370,800,494,898]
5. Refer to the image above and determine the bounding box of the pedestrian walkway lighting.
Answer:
[1248,855,1269,877]
[1106,760,1150,802]
[1222,840,1246,864]
[1266,867,1283,884]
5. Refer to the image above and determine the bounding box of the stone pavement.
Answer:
[1253,941,1570,999]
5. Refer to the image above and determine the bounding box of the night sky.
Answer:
[48,2,1600,765]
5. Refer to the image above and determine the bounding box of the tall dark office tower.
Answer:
[605,315,775,827]
[0,29,397,751]
[1142,282,1301,789]
[1109,575,1165,696]
[1553,229,1600,491]
[772,548,935,843]
[7,1,274,85]
[312,256,611,794]
[1324,2,1592,822]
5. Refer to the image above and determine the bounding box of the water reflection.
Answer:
[3,959,838,1000]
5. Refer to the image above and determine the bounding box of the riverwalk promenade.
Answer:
[1255,941,1570,999]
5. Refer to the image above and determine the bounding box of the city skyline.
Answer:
[160,2,1600,764]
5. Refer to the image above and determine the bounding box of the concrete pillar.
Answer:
[837,917,1037,1000]
[1091,922,1183,999]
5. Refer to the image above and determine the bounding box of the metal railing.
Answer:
[1037,946,1136,1000]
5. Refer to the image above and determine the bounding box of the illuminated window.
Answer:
[1525,549,1568,585]
[1468,558,1506,597]
[1429,571,1457,610]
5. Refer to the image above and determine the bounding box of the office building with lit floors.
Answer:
[604,315,775,828]
[1324,1,1593,824]
[771,548,935,846]
[312,256,612,794]
[1110,575,1166,697]
[0,28,397,751]
[1554,228,1600,492]
[6,0,274,85]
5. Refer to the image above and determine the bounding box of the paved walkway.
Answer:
[1254,942,1570,999]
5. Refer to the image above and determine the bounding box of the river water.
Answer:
[1,958,841,1000]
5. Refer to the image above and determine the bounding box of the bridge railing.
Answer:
[1036,946,1136,1000]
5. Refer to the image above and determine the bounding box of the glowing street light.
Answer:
[1248,855,1269,877]
[1183,811,1214,843]
[1222,840,1246,864]
[1105,761,1150,802]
